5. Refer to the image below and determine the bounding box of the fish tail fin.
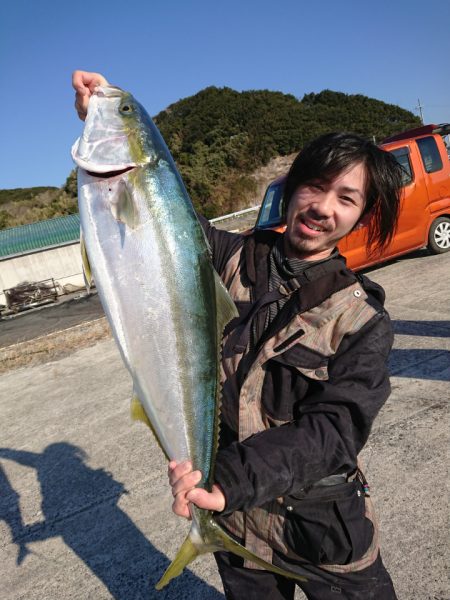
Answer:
[155,532,200,591]
[155,513,307,590]
[206,517,308,583]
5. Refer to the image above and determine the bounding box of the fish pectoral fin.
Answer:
[80,232,94,290]
[130,393,170,460]
[111,181,138,228]
[155,533,200,590]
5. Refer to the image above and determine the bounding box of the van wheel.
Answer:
[428,217,450,254]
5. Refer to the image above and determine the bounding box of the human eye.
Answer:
[340,194,357,205]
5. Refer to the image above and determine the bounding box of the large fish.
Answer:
[71,85,306,590]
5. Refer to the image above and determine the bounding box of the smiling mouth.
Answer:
[300,216,328,233]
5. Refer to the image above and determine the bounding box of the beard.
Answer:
[283,226,338,261]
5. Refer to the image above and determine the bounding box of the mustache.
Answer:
[297,213,332,232]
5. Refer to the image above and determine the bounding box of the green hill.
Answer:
[0,88,420,228]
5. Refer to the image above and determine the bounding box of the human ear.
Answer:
[354,211,372,231]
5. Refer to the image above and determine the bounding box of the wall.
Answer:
[0,243,85,305]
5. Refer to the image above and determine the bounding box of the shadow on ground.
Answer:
[389,317,450,381]
[389,349,450,381]
[0,443,223,599]
[392,320,450,338]
[360,248,432,275]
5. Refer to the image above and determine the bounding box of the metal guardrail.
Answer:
[209,205,260,224]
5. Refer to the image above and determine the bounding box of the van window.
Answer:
[257,182,284,227]
[417,136,443,173]
[390,147,413,185]
[443,134,450,159]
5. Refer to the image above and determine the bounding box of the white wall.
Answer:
[0,243,85,305]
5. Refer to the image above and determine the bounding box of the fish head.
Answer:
[71,85,164,175]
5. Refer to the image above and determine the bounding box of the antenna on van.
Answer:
[415,99,425,124]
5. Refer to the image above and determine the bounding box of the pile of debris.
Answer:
[2,279,59,315]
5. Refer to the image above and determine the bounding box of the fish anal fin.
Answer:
[80,232,94,291]
[130,393,170,460]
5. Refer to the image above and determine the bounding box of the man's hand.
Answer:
[168,460,226,519]
[72,70,109,121]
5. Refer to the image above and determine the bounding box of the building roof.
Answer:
[0,214,80,259]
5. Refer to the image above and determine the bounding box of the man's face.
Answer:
[284,162,367,261]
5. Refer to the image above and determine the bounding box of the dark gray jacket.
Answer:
[201,218,392,570]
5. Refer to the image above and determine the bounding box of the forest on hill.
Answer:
[0,88,420,228]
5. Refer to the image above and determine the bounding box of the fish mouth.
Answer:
[94,85,126,98]
[85,166,136,179]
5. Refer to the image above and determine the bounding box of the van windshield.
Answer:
[256,182,284,228]
[390,147,413,185]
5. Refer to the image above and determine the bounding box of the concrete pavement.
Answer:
[0,250,448,599]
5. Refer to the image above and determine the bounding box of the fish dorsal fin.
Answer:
[130,392,170,460]
[208,271,238,487]
[80,232,94,291]
[214,270,238,333]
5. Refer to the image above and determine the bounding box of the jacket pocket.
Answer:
[276,342,329,381]
[283,481,373,565]
[261,343,328,421]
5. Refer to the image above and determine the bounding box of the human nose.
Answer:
[310,191,335,218]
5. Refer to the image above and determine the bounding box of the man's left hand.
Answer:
[168,460,226,519]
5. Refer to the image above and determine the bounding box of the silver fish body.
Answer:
[72,85,307,589]
[76,157,220,482]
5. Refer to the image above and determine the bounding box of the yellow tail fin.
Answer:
[155,512,307,590]
[155,533,199,590]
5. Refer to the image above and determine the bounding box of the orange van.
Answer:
[255,124,450,270]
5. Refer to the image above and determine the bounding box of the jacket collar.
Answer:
[243,230,362,349]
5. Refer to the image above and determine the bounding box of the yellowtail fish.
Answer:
[71,85,306,590]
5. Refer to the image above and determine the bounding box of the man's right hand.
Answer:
[72,70,109,121]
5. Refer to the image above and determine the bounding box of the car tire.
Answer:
[428,216,450,254]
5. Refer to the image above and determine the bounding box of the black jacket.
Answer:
[201,217,393,518]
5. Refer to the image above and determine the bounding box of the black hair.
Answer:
[282,132,403,255]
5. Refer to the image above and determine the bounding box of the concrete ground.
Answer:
[0,250,448,600]
[0,292,104,348]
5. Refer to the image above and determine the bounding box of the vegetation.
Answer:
[154,88,419,216]
[0,88,420,228]
[0,174,78,230]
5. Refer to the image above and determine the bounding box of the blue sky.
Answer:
[1,0,449,189]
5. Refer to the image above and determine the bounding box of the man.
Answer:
[73,71,402,599]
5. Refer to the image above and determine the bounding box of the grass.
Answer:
[0,317,112,374]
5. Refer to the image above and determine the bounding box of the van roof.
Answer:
[382,123,450,144]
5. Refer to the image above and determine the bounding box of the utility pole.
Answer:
[415,98,425,124]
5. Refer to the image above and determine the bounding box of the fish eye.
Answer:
[120,104,134,114]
